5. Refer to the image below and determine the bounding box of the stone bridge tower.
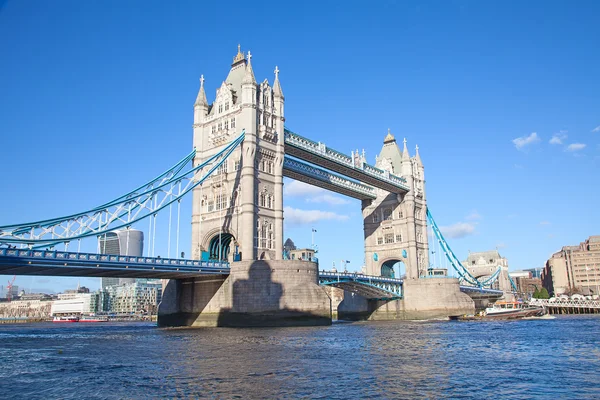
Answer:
[362,130,429,279]
[191,46,285,262]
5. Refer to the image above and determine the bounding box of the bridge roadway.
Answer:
[0,249,504,300]
[284,129,410,194]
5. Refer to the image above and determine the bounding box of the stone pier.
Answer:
[337,278,474,321]
[158,260,331,327]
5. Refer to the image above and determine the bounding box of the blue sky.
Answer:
[1,1,599,293]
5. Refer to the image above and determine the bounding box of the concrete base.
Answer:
[338,278,475,321]
[158,260,331,327]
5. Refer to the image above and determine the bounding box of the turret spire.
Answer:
[402,137,410,160]
[273,65,284,98]
[415,144,422,165]
[242,50,256,85]
[384,128,396,144]
[194,74,208,106]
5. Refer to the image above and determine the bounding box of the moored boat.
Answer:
[484,301,546,319]
[79,316,108,323]
[53,316,79,323]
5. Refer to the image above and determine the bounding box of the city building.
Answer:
[289,248,316,262]
[98,229,144,289]
[106,280,162,314]
[542,235,600,296]
[0,298,53,319]
[509,271,542,298]
[51,291,98,316]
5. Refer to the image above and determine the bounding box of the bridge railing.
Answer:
[283,158,377,199]
[319,271,403,284]
[284,129,409,190]
[0,248,230,269]
[529,298,600,308]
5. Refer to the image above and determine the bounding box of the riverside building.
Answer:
[542,235,600,296]
[106,280,162,314]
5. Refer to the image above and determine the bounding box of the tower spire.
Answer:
[402,137,410,160]
[273,65,284,98]
[194,74,208,106]
[242,50,256,84]
[415,144,422,165]
[384,128,395,144]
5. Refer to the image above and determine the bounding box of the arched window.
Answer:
[267,195,272,209]
[259,193,266,207]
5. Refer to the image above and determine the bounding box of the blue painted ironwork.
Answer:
[427,208,501,288]
[284,128,410,193]
[0,131,245,248]
[319,271,403,300]
[459,285,504,298]
[0,248,229,279]
[283,156,377,200]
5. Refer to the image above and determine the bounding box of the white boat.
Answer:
[53,316,79,323]
[484,301,546,319]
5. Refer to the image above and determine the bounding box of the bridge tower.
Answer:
[191,46,285,262]
[362,131,429,280]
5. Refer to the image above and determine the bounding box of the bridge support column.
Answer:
[158,260,331,327]
[337,278,474,321]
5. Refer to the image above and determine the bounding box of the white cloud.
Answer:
[566,143,586,152]
[540,221,551,226]
[284,180,323,197]
[496,242,506,249]
[440,222,476,239]
[512,132,540,150]
[284,180,350,206]
[592,126,600,133]
[283,206,349,225]
[549,131,568,145]
[465,210,482,221]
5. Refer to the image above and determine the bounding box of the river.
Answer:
[0,316,599,399]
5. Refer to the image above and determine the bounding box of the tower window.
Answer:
[225,102,229,111]
[212,125,216,134]
[383,208,393,221]
[218,104,223,113]
[377,237,383,245]
[385,233,394,244]
[207,200,214,212]
[398,211,404,218]
[234,160,240,171]
[231,118,236,128]
[373,213,379,223]
[396,234,402,242]
[225,120,229,130]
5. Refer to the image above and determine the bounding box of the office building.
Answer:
[98,229,144,289]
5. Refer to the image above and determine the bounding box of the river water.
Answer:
[0,316,599,399]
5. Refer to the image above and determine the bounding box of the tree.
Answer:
[539,288,550,299]
[533,288,540,299]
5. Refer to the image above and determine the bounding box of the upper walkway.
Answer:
[284,129,410,194]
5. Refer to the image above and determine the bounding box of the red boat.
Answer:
[53,316,79,323]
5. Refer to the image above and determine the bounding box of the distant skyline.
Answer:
[1,1,599,293]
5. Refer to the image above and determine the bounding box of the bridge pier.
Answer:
[337,278,474,321]
[158,260,331,327]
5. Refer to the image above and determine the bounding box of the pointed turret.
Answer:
[242,51,256,85]
[402,137,410,161]
[273,66,284,99]
[415,144,422,165]
[384,128,395,144]
[194,75,208,106]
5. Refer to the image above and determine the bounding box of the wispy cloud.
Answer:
[566,143,586,152]
[283,206,349,225]
[496,242,506,249]
[540,221,551,226]
[512,132,540,150]
[465,210,482,221]
[592,126,600,133]
[549,131,568,145]
[440,222,476,239]
[284,180,350,205]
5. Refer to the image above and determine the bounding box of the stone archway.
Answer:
[381,259,405,279]
[207,232,236,261]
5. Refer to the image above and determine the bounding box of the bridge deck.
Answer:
[284,129,409,194]
[283,157,376,200]
[0,249,230,279]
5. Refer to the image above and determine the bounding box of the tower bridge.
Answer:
[0,46,505,327]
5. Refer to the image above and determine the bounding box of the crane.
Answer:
[6,275,16,302]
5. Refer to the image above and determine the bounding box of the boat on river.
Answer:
[80,316,108,323]
[484,301,546,319]
[53,316,79,323]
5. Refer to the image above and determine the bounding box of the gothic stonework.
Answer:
[191,47,285,262]
[362,133,429,279]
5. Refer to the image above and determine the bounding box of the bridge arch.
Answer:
[380,258,405,279]
[202,228,238,262]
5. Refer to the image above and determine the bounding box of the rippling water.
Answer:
[1,316,599,399]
